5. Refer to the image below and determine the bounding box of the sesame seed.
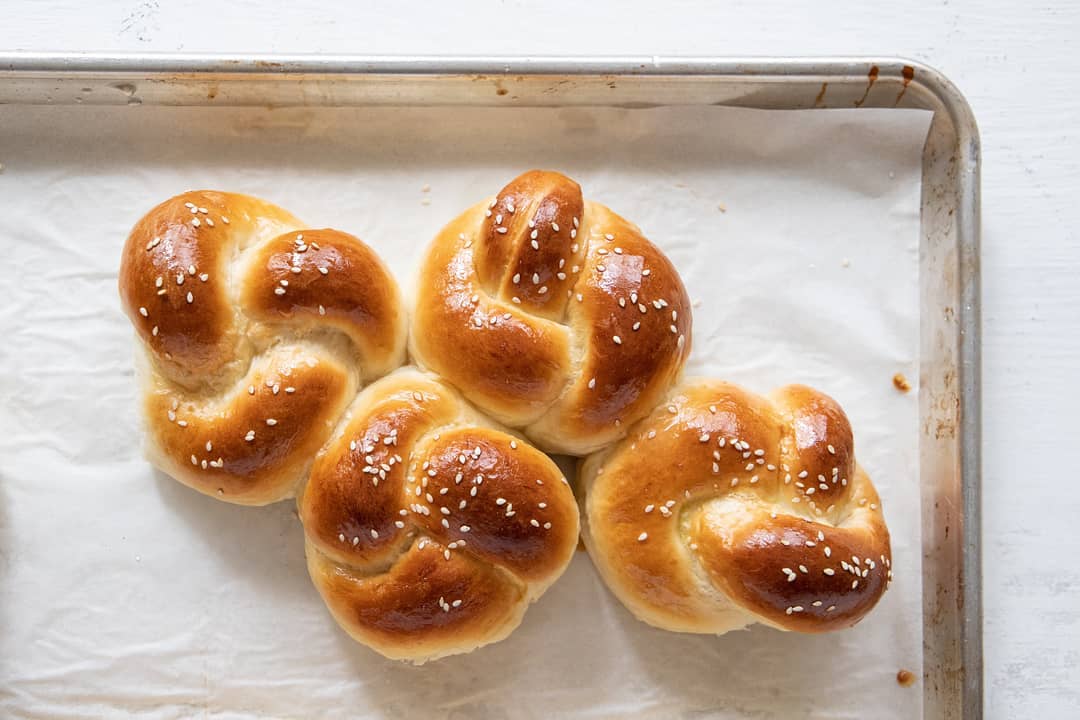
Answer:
[613,335,622,345]
[265,418,277,426]
[186,292,193,304]
[637,532,648,542]
[588,378,596,389]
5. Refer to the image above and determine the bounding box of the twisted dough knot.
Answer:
[119,191,406,505]
[410,170,692,456]
[299,369,579,662]
[581,380,892,634]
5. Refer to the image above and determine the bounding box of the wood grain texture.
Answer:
[4,0,1079,716]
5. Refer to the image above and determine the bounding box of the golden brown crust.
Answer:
[144,346,357,505]
[580,379,892,635]
[119,191,301,384]
[299,368,579,662]
[120,191,407,505]
[240,228,405,379]
[308,537,525,662]
[410,171,692,455]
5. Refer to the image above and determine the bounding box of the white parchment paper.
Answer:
[0,103,930,719]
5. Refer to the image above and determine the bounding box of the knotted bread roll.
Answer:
[580,380,892,634]
[119,191,406,505]
[299,368,579,662]
[410,170,692,456]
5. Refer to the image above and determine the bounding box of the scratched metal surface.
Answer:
[0,54,979,720]
[6,7,1074,715]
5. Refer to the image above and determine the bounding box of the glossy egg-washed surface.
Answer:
[299,369,579,662]
[119,191,407,505]
[410,170,692,456]
[581,380,892,634]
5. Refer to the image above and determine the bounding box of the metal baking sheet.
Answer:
[0,54,981,719]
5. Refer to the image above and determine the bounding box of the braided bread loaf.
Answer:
[119,191,407,505]
[580,379,892,634]
[410,170,692,456]
[299,368,579,662]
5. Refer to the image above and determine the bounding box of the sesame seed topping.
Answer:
[588,377,596,389]
[637,532,648,542]
[613,335,622,345]
[265,418,277,426]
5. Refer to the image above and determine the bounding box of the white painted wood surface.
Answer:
[4,2,1078,717]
